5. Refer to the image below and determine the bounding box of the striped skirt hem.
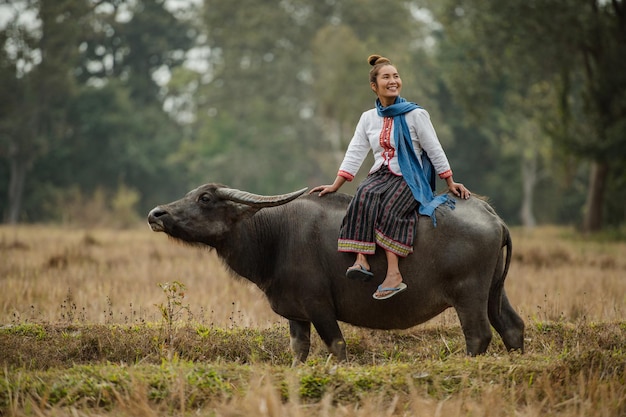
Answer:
[338,229,413,257]
[338,239,376,255]
[374,229,413,256]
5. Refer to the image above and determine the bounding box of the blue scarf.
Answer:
[376,97,454,225]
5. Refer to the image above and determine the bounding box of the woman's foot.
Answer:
[373,271,405,299]
[346,254,373,281]
[346,263,374,281]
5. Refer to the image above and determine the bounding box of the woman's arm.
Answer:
[411,109,470,199]
[309,175,347,197]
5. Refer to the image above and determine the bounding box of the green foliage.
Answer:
[155,281,190,326]
[173,0,441,195]
[1,0,625,230]
[299,371,331,400]
[0,0,194,223]
[1,323,47,340]
[427,0,626,229]
[0,0,87,223]
[155,281,191,361]
[0,321,625,413]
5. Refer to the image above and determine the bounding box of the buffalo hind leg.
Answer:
[455,304,492,356]
[289,320,311,366]
[488,291,525,352]
[312,317,347,362]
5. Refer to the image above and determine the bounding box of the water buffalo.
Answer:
[148,184,524,363]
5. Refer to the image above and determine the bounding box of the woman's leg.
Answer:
[351,253,370,270]
[373,250,404,298]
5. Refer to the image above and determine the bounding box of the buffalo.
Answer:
[148,184,524,363]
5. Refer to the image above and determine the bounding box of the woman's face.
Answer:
[371,65,402,106]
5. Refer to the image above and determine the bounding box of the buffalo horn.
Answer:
[216,187,308,208]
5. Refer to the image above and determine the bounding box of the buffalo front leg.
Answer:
[312,317,347,362]
[289,320,311,365]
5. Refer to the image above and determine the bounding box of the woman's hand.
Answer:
[309,184,338,197]
[309,176,347,197]
[446,178,471,200]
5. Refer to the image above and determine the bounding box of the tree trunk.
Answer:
[5,156,29,224]
[520,152,538,229]
[582,161,608,232]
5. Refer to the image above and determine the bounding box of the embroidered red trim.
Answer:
[338,170,354,181]
[438,169,453,179]
[379,117,394,163]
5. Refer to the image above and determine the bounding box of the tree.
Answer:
[427,0,626,230]
[0,0,87,223]
[75,0,195,104]
[0,0,197,222]
[311,24,370,170]
[170,0,330,193]
[63,0,196,214]
[176,0,438,194]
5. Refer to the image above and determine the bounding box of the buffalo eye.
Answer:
[198,193,213,204]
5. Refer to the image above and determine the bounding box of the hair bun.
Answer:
[367,54,391,66]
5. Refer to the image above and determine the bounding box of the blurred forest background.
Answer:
[0,0,624,232]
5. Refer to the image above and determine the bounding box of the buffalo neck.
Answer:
[215,207,284,291]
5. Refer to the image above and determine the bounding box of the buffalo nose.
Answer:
[148,207,167,220]
[148,207,168,232]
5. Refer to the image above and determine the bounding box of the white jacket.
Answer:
[338,107,452,181]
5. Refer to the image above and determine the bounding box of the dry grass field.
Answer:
[1,224,625,416]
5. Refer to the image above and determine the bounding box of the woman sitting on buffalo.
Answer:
[310,54,471,300]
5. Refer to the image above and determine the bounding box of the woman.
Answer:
[310,54,471,300]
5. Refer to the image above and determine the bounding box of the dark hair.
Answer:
[368,54,393,84]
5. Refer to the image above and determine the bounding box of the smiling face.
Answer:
[371,64,401,107]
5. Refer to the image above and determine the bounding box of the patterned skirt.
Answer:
[338,167,419,257]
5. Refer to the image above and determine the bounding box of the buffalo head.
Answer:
[148,184,307,245]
